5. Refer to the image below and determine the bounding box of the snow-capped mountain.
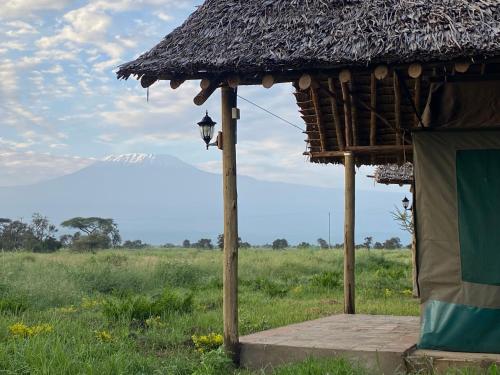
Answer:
[0,153,407,245]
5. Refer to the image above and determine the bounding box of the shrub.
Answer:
[101,289,193,321]
[192,348,233,375]
[311,271,341,289]
[252,278,288,298]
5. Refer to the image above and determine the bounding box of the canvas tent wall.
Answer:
[414,130,500,352]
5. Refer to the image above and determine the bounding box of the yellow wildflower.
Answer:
[402,289,413,296]
[384,288,393,297]
[192,333,223,353]
[9,322,53,338]
[81,297,101,309]
[95,330,113,342]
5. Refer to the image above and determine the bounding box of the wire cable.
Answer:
[237,94,305,132]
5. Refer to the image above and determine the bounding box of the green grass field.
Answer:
[0,248,490,374]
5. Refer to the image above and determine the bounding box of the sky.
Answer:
[0,0,408,196]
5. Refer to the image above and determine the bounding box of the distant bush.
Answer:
[317,238,329,249]
[297,242,311,249]
[122,240,149,249]
[272,239,288,250]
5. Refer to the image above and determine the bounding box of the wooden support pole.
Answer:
[344,152,355,314]
[370,73,377,164]
[221,86,239,362]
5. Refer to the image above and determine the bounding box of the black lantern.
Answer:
[197,111,217,149]
[402,196,410,210]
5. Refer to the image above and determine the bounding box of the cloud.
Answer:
[5,20,39,36]
[0,152,94,186]
[0,0,72,19]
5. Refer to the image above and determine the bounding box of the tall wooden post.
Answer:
[344,152,356,314]
[221,86,239,361]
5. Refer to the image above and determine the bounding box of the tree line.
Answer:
[0,213,408,252]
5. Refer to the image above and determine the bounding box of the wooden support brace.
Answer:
[341,81,353,147]
[349,77,358,146]
[310,86,327,152]
[194,83,218,106]
[414,76,422,127]
[393,72,402,147]
[327,78,345,151]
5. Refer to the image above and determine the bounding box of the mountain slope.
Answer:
[0,153,408,245]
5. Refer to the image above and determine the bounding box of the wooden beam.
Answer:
[369,73,377,147]
[349,77,358,146]
[140,75,156,88]
[344,151,355,314]
[193,83,218,106]
[327,78,345,151]
[310,86,327,151]
[306,145,413,158]
[221,86,239,362]
[200,78,211,90]
[393,72,402,147]
[370,73,377,164]
[414,75,422,127]
[170,79,185,90]
[340,78,352,147]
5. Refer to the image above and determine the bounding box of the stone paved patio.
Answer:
[240,314,420,374]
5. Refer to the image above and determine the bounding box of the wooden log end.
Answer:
[298,74,312,90]
[374,65,389,80]
[455,61,471,74]
[170,79,185,90]
[262,74,274,89]
[408,63,423,79]
[140,75,157,88]
[200,78,211,90]
[339,69,352,83]
[227,76,240,89]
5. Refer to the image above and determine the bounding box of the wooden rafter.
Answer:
[327,78,345,151]
[310,85,327,151]
[349,77,358,146]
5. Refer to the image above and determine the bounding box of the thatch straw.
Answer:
[117,0,500,80]
[374,163,413,185]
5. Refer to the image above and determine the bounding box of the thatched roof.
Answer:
[117,0,500,80]
[372,163,413,185]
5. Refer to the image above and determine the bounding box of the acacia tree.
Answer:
[61,217,121,250]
